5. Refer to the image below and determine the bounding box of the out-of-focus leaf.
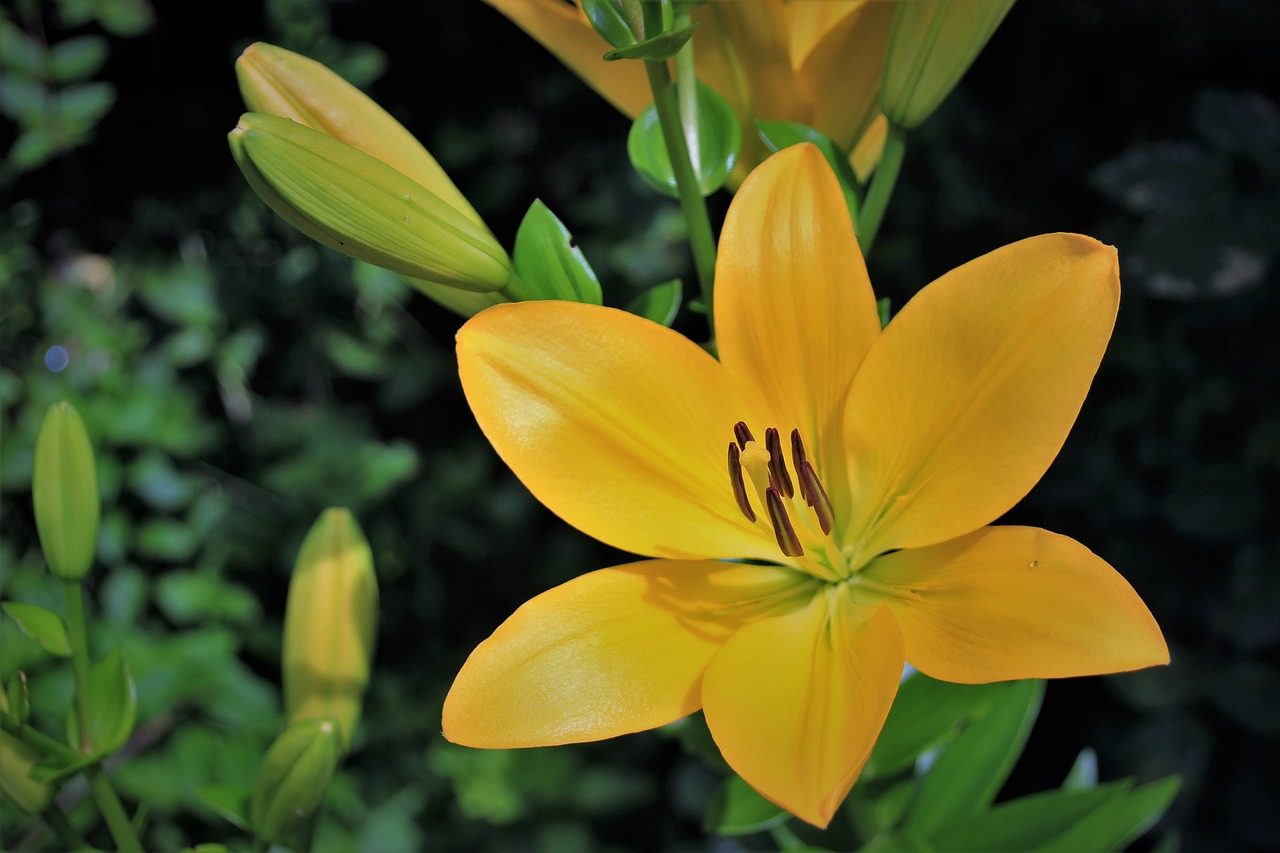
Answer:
[624,279,681,327]
[55,82,116,134]
[904,679,1044,835]
[704,774,789,836]
[136,518,199,562]
[1037,777,1180,852]
[48,36,110,83]
[933,781,1127,851]
[628,81,741,198]
[79,646,137,755]
[197,783,252,830]
[1091,141,1230,217]
[1063,747,1099,791]
[1,602,71,657]
[1192,88,1280,173]
[155,570,260,626]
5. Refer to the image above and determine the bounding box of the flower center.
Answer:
[727,421,836,564]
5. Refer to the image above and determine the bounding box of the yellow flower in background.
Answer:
[234,42,511,316]
[484,0,898,181]
[442,145,1168,827]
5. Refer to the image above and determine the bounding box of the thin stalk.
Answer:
[0,713,80,761]
[61,580,143,853]
[855,122,908,255]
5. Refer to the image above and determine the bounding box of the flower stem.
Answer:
[642,3,717,339]
[62,580,144,853]
[855,122,907,255]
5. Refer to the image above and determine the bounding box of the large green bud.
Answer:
[282,509,377,752]
[32,401,100,581]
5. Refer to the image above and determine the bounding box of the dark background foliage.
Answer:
[1,0,1276,850]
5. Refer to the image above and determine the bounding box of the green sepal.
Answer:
[5,673,31,724]
[877,296,892,329]
[509,200,604,304]
[628,81,741,198]
[32,401,100,581]
[757,120,862,220]
[196,782,253,831]
[251,717,342,844]
[581,0,644,49]
[603,23,697,61]
[2,602,72,658]
[71,646,137,756]
[904,679,1044,835]
[703,774,789,836]
[862,671,1005,779]
[624,279,682,326]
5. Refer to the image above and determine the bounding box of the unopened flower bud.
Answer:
[880,0,1015,130]
[0,686,53,814]
[282,509,377,752]
[250,718,341,844]
[229,113,512,292]
[32,401,99,581]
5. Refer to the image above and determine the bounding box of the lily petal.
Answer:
[786,0,867,70]
[458,301,778,561]
[716,144,881,514]
[702,593,903,828]
[843,233,1120,562]
[862,526,1169,682]
[444,560,814,747]
[483,0,651,117]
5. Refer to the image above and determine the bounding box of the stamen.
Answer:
[791,430,810,503]
[727,443,756,522]
[765,488,805,557]
[798,461,834,535]
[733,421,754,450]
[765,428,794,499]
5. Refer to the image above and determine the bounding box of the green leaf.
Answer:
[704,774,789,836]
[1062,747,1098,791]
[658,713,728,772]
[2,601,72,657]
[624,279,682,326]
[863,671,1005,779]
[904,679,1044,835]
[196,782,253,831]
[604,24,696,62]
[6,671,31,723]
[55,82,116,134]
[757,120,862,219]
[581,0,640,49]
[48,36,110,83]
[82,646,137,755]
[1036,776,1180,852]
[628,81,742,198]
[933,781,1129,852]
[510,200,604,304]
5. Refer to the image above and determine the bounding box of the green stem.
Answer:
[855,122,907,255]
[642,3,717,339]
[61,580,144,853]
[41,803,87,851]
[0,712,80,762]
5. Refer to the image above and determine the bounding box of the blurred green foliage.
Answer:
[2,0,1277,850]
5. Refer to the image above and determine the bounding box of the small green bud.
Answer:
[250,718,341,844]
[880,0,1016,130]
[282,509,377,752]
[229,113,512,292]
[32,401,100,581]
[0,685,53,814]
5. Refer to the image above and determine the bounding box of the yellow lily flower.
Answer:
[442,145,1168,827]
[484,0,897,180]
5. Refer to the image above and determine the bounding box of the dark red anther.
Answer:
[765,487,804,557]
[727,443,756,522]
[733,421,754,450]
[791,430,810,503]
[764,427,794,499]
[799,461,834,535]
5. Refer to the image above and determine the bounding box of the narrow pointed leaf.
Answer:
[603,24,696,61]
[935,781,1131,851]
[1062,747,1099,791]
[863,672,1004,779]
[2,602,72,658]
[510,200,604,304]
[1036,776,1180,853]
[624,279,682,326]
[905,679,1044,834]
[704,774,790,836]
[756,120,861,218]
[628,81,741,198]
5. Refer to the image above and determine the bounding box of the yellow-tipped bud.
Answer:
[0,687,53,814]
[229,113,512,291]
[282,508,377,752]
[32,401,100,581]
[250,717,341,844]
[880,0,1015,130]
[236,42,484,228]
